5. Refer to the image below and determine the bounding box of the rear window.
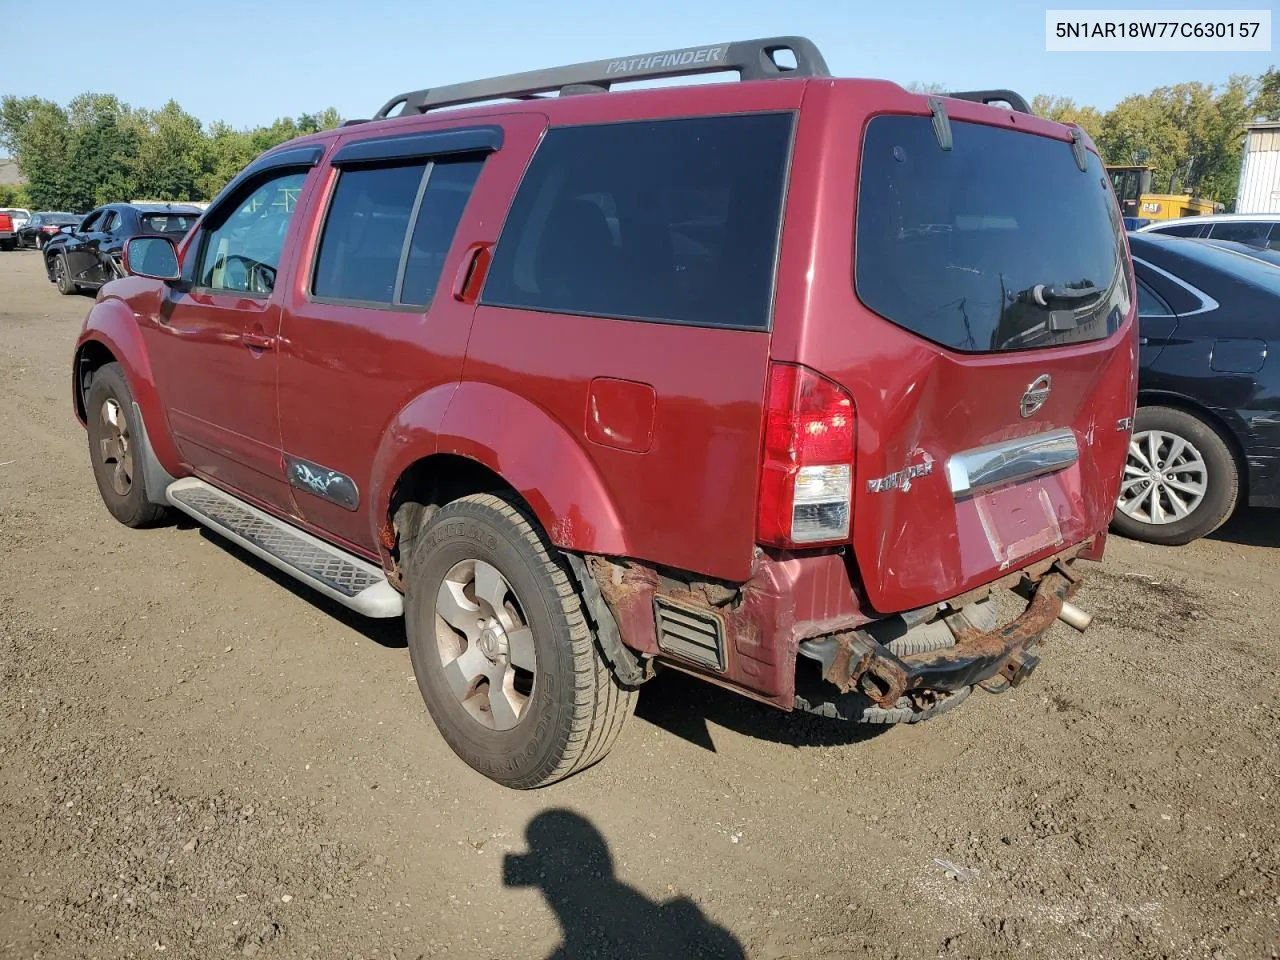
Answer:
[482,113,794,330]
[141,213,199,234]
[855,116,1129,353]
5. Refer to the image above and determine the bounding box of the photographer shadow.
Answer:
[505,808,745,960]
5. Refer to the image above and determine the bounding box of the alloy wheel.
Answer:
[1116,428,1207,524]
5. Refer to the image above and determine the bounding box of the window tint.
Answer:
[1156,222,1206,237]
[1209,220,1270,247]
[482,113,794,329]
[100,211,120,233]
[79,211,102,232]
[313,162,425,303]
[1136,279,1173,317]
[400,159,484,307]
[856,116,1128,353]
[197,170,308,295]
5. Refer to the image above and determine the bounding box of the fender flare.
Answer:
[73,297,183,479]
[369,380,630,560]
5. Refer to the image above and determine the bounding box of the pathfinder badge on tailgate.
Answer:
[867,454,935,494]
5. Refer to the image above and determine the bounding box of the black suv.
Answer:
[44,202,202,295]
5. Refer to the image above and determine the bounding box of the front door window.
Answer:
[195,172,308,296]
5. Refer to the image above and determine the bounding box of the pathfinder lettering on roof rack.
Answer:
[606,46,730,75]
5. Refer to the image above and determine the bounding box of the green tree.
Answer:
[0,95,73,209]
[133,100,204,200]
[0,183,31,207]
[63,98,139,209]
[1252,66,1280,120]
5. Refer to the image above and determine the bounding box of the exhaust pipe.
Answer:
[1058,600,1092,632]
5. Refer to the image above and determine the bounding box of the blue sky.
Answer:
[5,0,1274,128]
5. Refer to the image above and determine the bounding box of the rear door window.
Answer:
[481,113,794,330]
[855,115,1129,353]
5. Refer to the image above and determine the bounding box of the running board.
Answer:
[165,478,403,618]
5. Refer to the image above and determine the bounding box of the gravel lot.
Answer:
[1,248,1278,960]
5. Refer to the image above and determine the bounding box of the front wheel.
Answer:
[85,363,169,528]
[1111,405,1239,546]
[403,494,636,789]
[54,253,77,295]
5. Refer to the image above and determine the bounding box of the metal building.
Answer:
[1236,120,1280,214]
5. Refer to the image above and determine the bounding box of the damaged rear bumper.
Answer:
[798,565,1087,710]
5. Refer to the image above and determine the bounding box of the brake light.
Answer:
[758,362,855,547]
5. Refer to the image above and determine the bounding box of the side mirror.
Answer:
[123,235,180,282]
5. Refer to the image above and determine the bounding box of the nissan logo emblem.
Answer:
[1020,375,1052,418]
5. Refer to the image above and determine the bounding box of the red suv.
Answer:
[72,37,1136,788]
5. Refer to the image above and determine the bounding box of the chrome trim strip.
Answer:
[946,428,1079,498]
[1130,256,1220,317]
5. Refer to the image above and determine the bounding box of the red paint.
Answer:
[72,73,1135,706]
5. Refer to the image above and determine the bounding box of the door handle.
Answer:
[452,242,493,304]
[242,331,275,351]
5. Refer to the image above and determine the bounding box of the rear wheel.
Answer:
[403,494,636,789]
[1111,405,1238,546]
[85,363,169,528]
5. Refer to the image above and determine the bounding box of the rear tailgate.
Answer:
[780,92,1136,614]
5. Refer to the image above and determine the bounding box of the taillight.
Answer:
[758,362,855,547]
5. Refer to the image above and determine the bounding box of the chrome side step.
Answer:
[165,478,403,618]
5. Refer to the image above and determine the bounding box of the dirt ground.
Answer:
[0,247,1277,960]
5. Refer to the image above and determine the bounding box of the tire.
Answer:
[0,239,15,252]
[85,363,169,528]
[403,494,636,789]
[1110,405,1238,546]
[54,253,77,295]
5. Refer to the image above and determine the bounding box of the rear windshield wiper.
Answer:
[1012,282,1102,307]
[998,282,1105,349]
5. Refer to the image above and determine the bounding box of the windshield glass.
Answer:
[855,116,1129,353]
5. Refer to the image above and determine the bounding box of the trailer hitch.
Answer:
[800,571,1078,709]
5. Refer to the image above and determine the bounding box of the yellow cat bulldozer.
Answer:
[1106,165,1222,222]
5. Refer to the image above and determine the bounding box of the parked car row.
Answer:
[40,202,201,295]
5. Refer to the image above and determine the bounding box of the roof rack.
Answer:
[945,89,1033,115]
[373,36,831,119]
